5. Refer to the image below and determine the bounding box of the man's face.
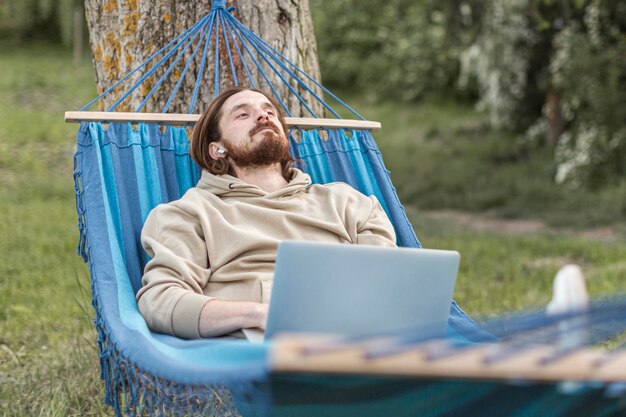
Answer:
[217,90,290,168]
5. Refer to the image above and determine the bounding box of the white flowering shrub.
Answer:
[550,3,626,186]
[461,0,625,187]
[459,0,538,130]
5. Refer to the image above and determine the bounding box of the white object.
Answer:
[546,264,590,392]
[244,241,460,343]
[546,264,589,315]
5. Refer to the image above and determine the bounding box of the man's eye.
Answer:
[237,113,248,118]
[267,110,276,116]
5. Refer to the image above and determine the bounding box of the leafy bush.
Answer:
[458,0,540,130]
[460,0,626,187]
[551,4,626,187]
[311,0,482,101]
[0,0,80,45]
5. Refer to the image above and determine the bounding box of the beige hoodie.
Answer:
[137,168,396,339]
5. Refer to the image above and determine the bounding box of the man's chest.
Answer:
[200,196,354,242]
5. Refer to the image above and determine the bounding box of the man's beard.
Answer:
[223,121,291,168]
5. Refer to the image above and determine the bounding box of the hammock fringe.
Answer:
[74,150,88,262]
[90,277,247,416]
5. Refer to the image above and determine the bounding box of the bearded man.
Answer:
[136,87,396,339]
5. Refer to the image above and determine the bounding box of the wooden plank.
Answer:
[271,336,625,383]
[64,111,381,131]
[594,352,626,381]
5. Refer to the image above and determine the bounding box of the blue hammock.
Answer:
[74,120,626,417]
[73,121,626,417]
[70,2,626,416]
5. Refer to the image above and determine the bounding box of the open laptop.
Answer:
[242,241,460,343]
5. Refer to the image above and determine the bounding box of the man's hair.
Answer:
[190,87,293,179]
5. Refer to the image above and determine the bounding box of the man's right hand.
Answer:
[198,299,268,337]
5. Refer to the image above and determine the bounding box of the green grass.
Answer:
[0,41,625,416]
[0,41,108,416]
[409,207,626,318]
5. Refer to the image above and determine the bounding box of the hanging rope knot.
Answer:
[227,6,237,13]
[211,0,227,10]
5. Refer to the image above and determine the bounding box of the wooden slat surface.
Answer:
[64,111,381,131]
[271,334,624,383]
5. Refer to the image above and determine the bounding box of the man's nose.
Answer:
[256,109,270,122]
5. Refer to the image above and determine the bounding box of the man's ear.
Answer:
[208,143,226,160]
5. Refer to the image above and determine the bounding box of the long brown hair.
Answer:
[190,87,294,179]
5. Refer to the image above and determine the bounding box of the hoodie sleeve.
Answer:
[136,203,213,339]
[355,195,397,247]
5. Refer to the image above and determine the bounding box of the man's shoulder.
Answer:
[308,182,371,200]
[147,186,209,219]
[309,181,358,191]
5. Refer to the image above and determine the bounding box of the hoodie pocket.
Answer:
[260,280,273,304]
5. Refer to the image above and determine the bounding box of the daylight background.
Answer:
[1,0,625,415]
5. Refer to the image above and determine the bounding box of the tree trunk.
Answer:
[84,0,322,117]
[546,89,563,147]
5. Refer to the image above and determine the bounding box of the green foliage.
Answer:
[458,0,540,130]
[460,0,626,187]
[0,1,35,38]
[313,0,624,187]
[0,0,81,45]
[551,2,626,187]
[58,0,81,46]
[311,0,483,101]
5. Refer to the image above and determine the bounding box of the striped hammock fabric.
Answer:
[74,120,497,416]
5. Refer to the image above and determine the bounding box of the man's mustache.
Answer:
[249,122,281,137]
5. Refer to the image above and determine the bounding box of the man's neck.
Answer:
[232,163,289,193]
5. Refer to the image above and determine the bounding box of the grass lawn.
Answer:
[0,41,109,416]
[0,41,624,416]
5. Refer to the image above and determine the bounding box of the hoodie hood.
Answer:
[198,168,312,199]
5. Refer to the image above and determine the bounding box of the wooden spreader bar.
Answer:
[64,111,381,131]
[271,335,626,383]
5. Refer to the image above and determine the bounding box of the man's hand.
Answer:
[198,299,268,338]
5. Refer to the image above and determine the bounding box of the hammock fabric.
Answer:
[73,122,626,416]
[73,121,478,410]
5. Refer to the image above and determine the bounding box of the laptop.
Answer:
[242,241,460,343]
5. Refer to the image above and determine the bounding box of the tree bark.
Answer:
[545,89,563,147]
[84,0,322,116]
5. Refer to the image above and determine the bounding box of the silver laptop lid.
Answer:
[265,241,460,340]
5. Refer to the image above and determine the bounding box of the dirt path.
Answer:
[419,210,621,242]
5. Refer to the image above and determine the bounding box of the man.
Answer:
[137,87,396,339]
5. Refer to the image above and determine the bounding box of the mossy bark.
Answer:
[84,0,322,116]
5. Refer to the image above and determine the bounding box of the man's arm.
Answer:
[137,204,267,338]
[355,196,397,247]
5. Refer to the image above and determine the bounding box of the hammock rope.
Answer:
[79,0,362,120]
